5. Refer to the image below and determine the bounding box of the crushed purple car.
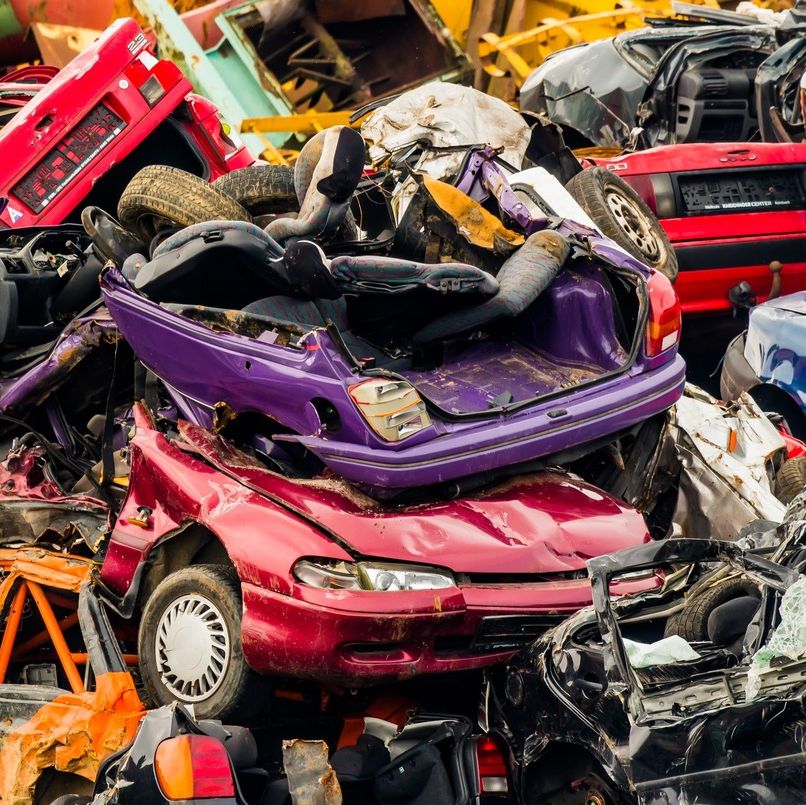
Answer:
[98,140,685,494]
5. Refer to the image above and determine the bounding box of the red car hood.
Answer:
[181,422,649,576]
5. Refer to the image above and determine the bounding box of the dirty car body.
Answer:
[0,17,254,230]
[490,531,806,803]
[99,406,656,690]
[520,19,804,150]
[721,291,806,437]
[586,142,806,316]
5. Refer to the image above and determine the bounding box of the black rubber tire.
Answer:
[118,166,251,242]
[212,165,299,215]
[775,457,806,504]
[138,563,266,723]
[664,576,759,642]
[565,167,678,282]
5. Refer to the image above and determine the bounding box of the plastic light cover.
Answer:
[294,559,455,591]
[348,379,431,441]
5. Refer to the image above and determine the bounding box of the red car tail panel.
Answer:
[0,18,253,229]
[591,142,806,316]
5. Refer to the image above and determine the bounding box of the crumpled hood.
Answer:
[179,422,649,575]
[291,473,650,575]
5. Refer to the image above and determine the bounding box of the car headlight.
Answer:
[348,379,431,442]
[294,559,455,591]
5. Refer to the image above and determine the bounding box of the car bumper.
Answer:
[240,576,658,684]
[295,354,686,489]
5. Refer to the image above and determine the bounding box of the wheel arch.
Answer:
[134,522,235,614]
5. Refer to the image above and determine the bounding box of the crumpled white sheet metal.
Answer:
[669,385,786,539]
[746,575,806,699]
[360,82,531,222]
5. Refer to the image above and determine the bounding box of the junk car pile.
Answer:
[1,4,806,804]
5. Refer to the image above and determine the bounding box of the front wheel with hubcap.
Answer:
[138,564,266,722]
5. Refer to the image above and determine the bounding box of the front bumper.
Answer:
[296,354,687,490]
[240,576,658,685]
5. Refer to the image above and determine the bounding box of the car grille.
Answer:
[471,615,561,653]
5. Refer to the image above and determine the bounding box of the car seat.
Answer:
[265,126,365,245]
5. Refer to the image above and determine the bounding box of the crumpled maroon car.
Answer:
[90,404,659,722]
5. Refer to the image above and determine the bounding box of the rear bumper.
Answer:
[299,354,686,489]
[720,332,760,401]
[675,255,806,316]
[240,576,658,685]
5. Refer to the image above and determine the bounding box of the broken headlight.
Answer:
[294,559,455,591]
[348,379,431,442]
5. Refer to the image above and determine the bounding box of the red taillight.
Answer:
[475,734,509,794]
[644,270,681,358]
[154,734,235,800]
[781,428,806,458]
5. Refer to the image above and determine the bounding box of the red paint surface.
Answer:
[590,142,806,316]
[0,19,254,229]
[100,410,654,683]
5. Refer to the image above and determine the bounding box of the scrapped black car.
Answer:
[520,7,806,149]
[488,508,806,804]
[84,704,510,804]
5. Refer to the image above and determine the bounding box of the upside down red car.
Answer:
[587,142,806,316]
[0,17,254,230]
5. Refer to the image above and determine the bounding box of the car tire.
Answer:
[664,576,759,642]
[138,564,267,723]
[775,457,806,504]
[212,165,299,216]
[565,167,678,282]
[118,166,251,242]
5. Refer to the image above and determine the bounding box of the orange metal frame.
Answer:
[0,559,139,693]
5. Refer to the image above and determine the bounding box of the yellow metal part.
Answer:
[477,0,720,97]
[0,548,145,805]
[0,672,145,805]
[242,111,355,136]
[431,0,473,44]
[422,174,525,252]
[243,110,373,165]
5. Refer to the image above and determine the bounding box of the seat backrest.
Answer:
[132,228,292,309]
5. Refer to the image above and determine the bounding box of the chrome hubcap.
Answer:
[605,188,663,263]
[155,594,230,702]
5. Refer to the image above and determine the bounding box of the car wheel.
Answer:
[118,166,251,243]
[565,167,678,282]
[664,576,759,642]
[212,165,299,216]
[775,457,806,504]
[138,564,267,722]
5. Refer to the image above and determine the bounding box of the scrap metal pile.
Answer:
[0,1,805,803]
